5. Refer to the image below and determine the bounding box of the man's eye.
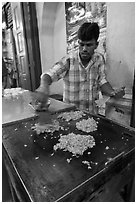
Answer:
[79,43,93,47]
[87,43,93,47]
[79,43,84,46]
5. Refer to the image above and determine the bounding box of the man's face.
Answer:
[78,39,98,61]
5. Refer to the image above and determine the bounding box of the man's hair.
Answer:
[78,22,100,41]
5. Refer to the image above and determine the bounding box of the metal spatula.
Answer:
[95,96,110,107]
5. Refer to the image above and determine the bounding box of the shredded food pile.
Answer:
[76,118,98,133]
[57,110,85,121]
[32,120,60,134]
[53,133,95,156]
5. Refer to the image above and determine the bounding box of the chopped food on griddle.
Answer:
[66,158,72,163]
[35,157,39,160]
[57,110,86,121]
[82,161,92,169]
[76,118,98,133]
[53,133,95,156]
[32,120,60,134]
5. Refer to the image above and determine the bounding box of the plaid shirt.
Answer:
[46,51,107,114]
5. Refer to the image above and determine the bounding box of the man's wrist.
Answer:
[110,90,115,97]
[37,85,49,95]
[41,73,52,85]
[40,73,46,79]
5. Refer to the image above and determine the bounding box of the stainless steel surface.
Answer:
[2,90,36,125]
[2,89,75,125]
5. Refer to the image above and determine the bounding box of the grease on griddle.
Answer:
[105,146,109,150]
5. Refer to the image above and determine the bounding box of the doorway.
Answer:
[2,2,42,91]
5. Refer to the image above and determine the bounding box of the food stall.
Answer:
[2,89,135,202]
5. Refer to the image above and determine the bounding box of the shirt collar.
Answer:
[78,50,95,69]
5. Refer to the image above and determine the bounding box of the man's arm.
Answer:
[98,54,125,99]
[34,56,70,105]
[101,82,125,98]
[100,82,114,96]
[41,73,52,87]
[39,73,52,94]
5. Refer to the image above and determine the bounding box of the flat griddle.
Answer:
[2,109,135,201]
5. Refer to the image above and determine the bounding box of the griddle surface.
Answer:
[2,110,134,202]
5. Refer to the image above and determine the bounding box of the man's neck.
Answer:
[80,56,91,67]
[81,59,90,67]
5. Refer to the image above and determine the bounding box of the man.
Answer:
[34,22,125,114]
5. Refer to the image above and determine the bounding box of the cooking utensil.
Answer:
[95,96,110,107]
[95,87,125,107]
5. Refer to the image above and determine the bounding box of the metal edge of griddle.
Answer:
[55,147,135,202]
[55,167,108,202]
[104,147,135,166]
[2,144,33,202]
[50,105,77,115]
[2,114,38,128]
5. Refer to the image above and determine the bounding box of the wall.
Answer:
[106,2,135,89]
[51,3,67,94]
[36,2,66,95]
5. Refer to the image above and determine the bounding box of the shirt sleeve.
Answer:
[45,55,70,82]
[98,54,107,86]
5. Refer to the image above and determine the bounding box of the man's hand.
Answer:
[30,74,52,111]
[33,73,52,104]
[30,86,49,111]
[35,86,49,103]
[112,87,125,99]
[31,85,49,106]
